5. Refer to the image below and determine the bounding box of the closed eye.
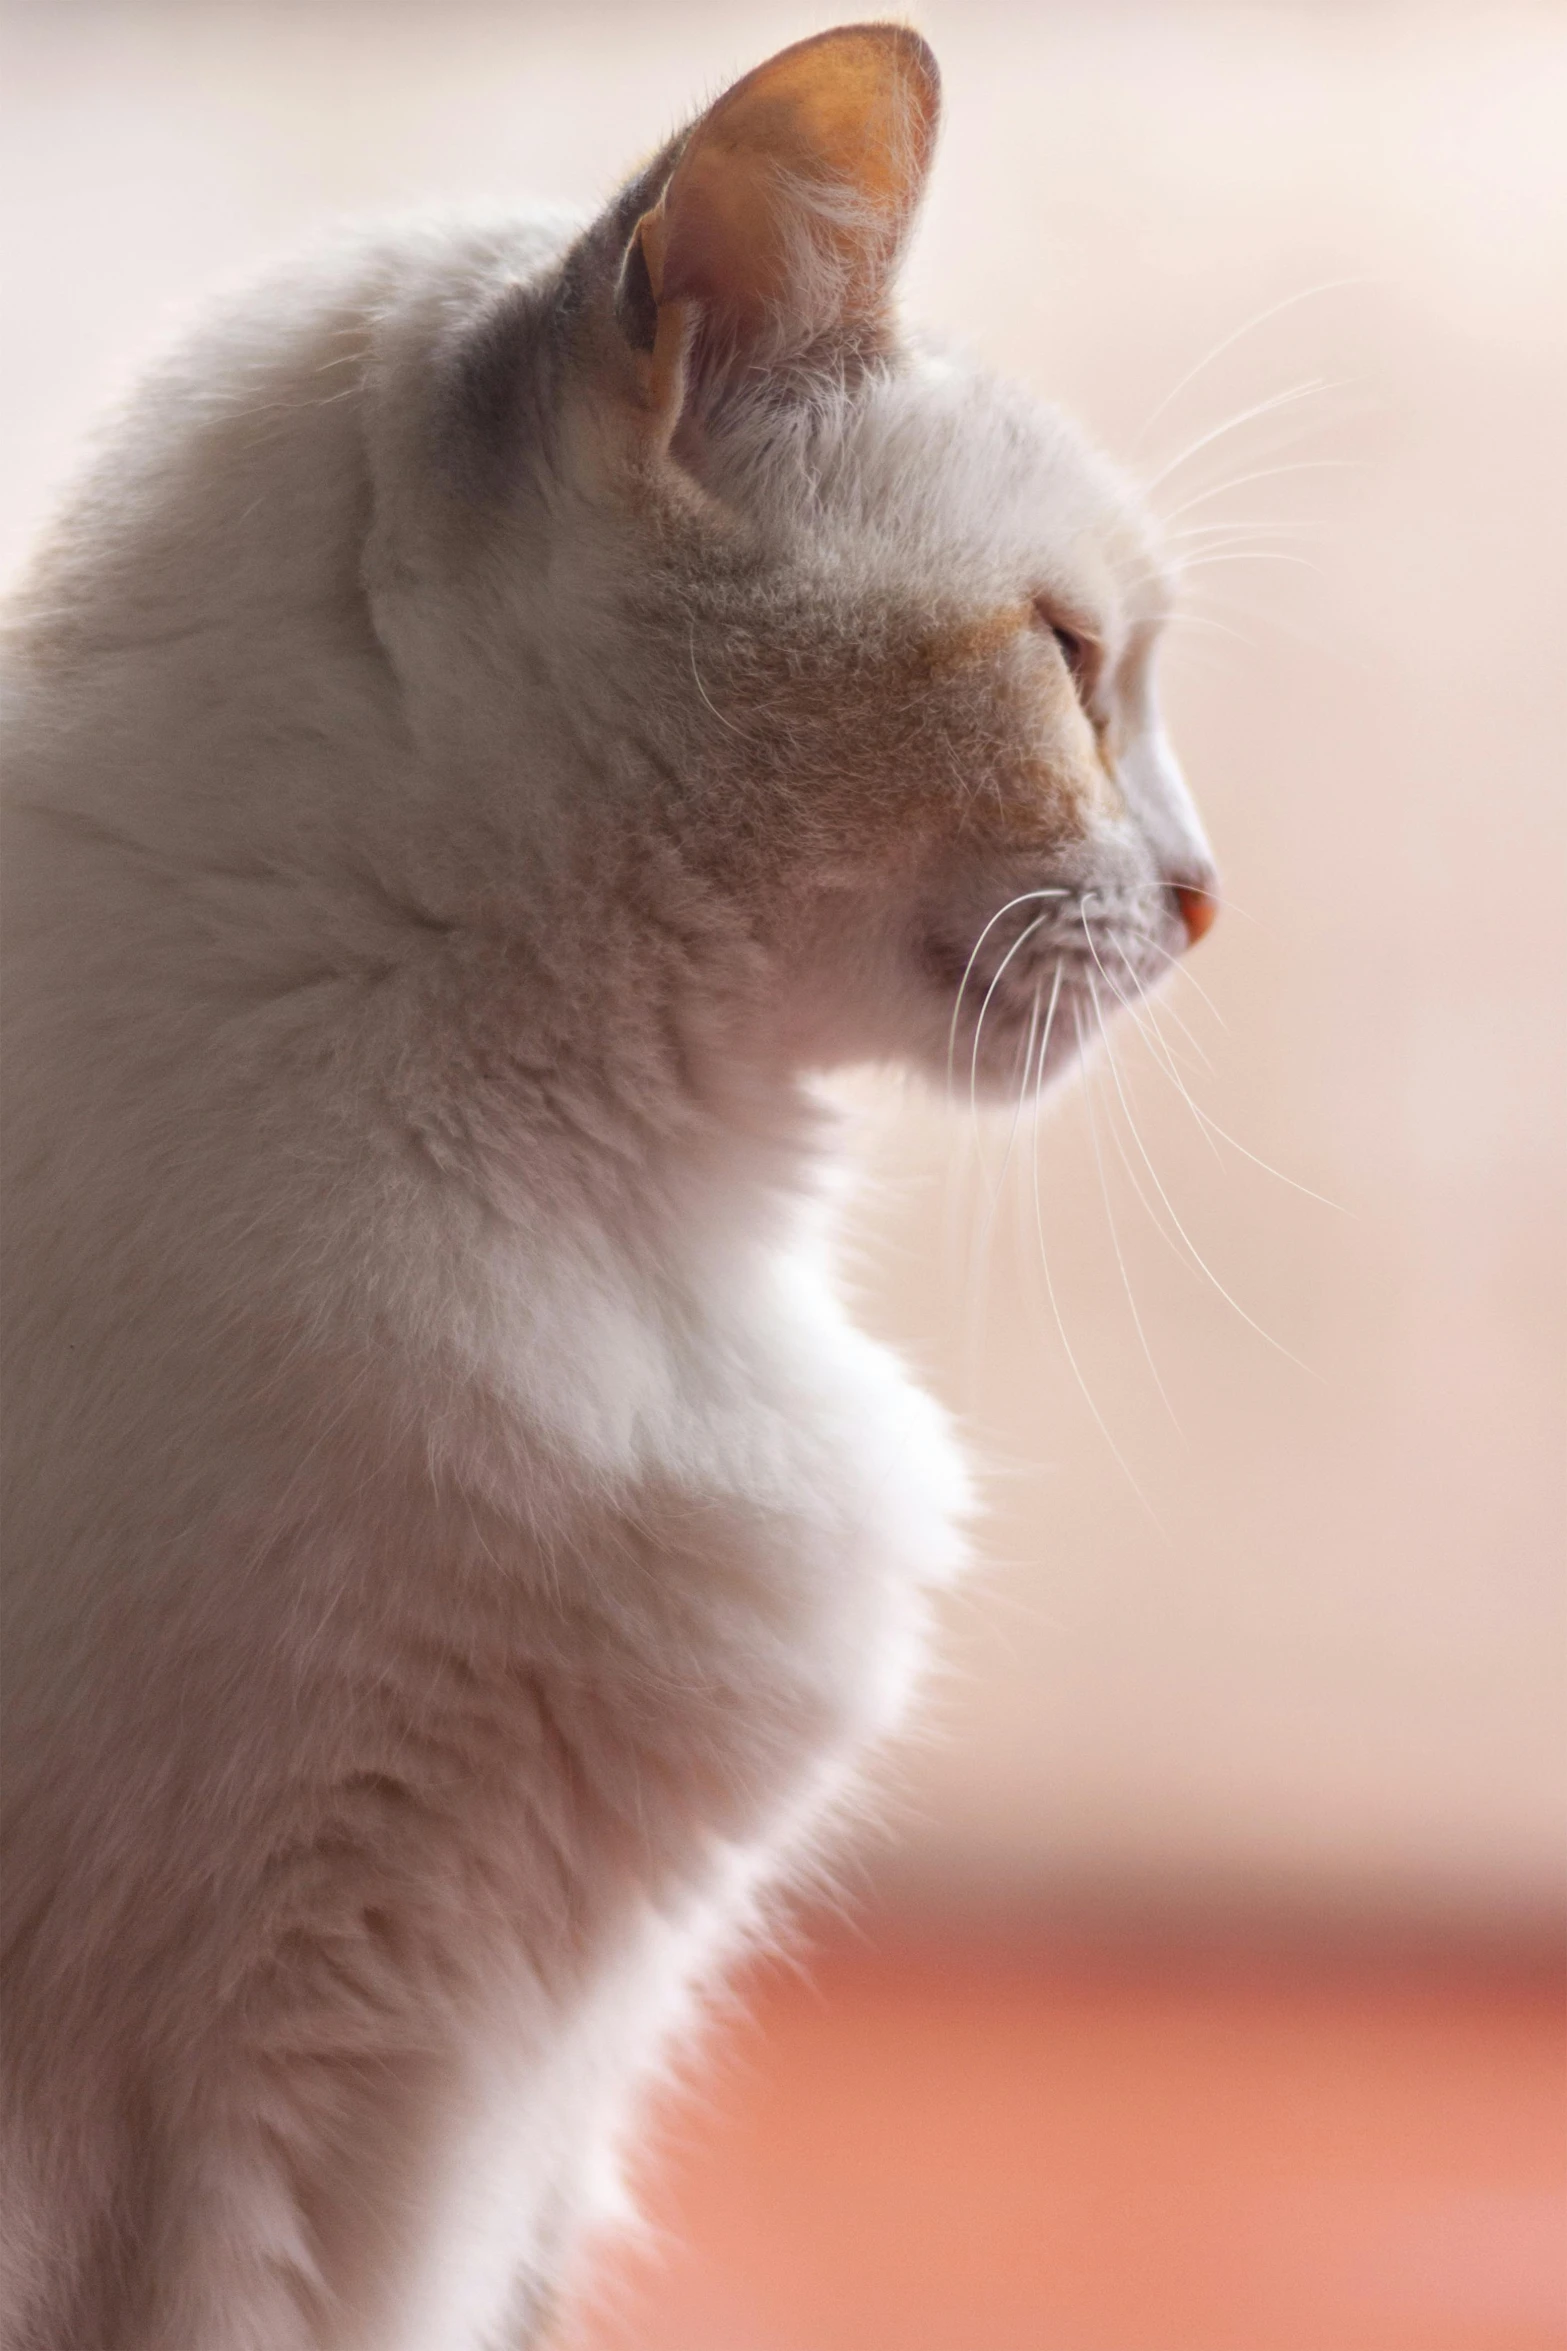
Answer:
[1031,602,1102,705]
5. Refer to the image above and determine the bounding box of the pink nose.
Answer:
[1173,882,1219,947]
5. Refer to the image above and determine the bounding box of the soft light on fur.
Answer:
[0,27,1214,2349]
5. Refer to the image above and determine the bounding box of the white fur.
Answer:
[0,87,1211,2351]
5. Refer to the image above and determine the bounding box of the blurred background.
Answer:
[3,3,1563,2345]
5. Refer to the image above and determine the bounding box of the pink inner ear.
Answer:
[646,25,940,343]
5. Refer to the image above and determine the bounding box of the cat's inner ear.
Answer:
[619,24,940,423]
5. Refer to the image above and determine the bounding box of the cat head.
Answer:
[402,25,1216,1099]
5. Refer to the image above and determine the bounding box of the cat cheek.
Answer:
[1048,676,1126,824]
[1007,753,1119,844]
[998,677,1124,840]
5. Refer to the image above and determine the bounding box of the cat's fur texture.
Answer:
[0,27,1214,2350]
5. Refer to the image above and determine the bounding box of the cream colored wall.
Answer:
[4,1,1562,1927]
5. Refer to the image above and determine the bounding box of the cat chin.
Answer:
[927,921,1174,1109]
[944,980,1097,1106]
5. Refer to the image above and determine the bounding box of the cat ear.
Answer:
[618,24,940,427]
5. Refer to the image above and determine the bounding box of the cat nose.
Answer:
[1171,879,1219,947]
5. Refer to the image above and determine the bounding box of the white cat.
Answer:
[0,25,1214,2349]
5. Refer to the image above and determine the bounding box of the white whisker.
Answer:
[1142,380,1345,495]
[1126,984,1227,1164]
[1132,277,1370,451]
[1088,977,1318,1376]
[1076,999,1182,1432]
[1159,458,1363,529]
[1186,1103,1347,1213]
[1026,970,1162,1522]
[962,983,1044,1397]
[1165,519,1322,549]
[1100,926,1340,1211]
[1174,549,1322,580]
[687,621,747,739]
[1122,987,1348,1214]
[1133,928,1233,1026]
[1078,904,1215,1086]
[1112,942,1219,1076]
[1081,919,1224,1162]
[944,888,1067,1099]
[1133,988,1224,1103]
[966,903,1064,1129]
[1162,610,1260,652]
[1096,1041,1195,1267]
[1110,942,1347,1209]
[1171,583,1371,672]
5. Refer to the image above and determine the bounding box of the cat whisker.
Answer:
[1184,1102,1347,1214]
[1112,959,1227,1163]
[1166,524,1321,552]
[1156,879,1264,932]
[1131,276,1371,451]
[1128,981,1222,1093]
[1111,950,1348,1213]
[1173,549,1324,580]
[687,623,749,739]
[1171,583,1372,673]
[307,349,371,377]
[1123,539,1324,608]
[1025,970,1161,1521]
[1125,918,1235,1021]
[1081,920,1224,1173]
[1113,939,1224,1063]
[994,982,1045,1205]
[1074,997,1182,1432]
[1086,975,1319,1376]
[1104,928,1339,1214]
[1092,1013,1196,1268]
[1164,525,1324,567]
[1112,946,1348,1212]
[1158,457,1365,529]
[1141,379,1346,496]
[1160,610,1260,654]
[968,907,1060,1134]
[943,887,1068,1100]
[961,982,1044,1397]
[1079,907,1215,1081]
[1156,404,1363,507]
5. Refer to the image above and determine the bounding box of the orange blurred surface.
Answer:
[580,1930,1567,2351]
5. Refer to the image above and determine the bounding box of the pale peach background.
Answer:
[3,0,1562,1932]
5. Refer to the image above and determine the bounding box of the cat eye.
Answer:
[1032,604,1101,703]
